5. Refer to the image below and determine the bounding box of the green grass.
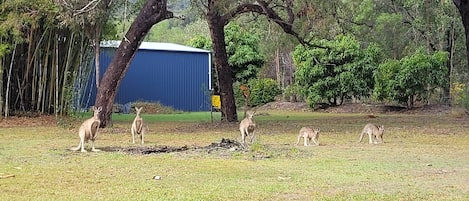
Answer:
[112,111,222,123]
[1,110,469,200]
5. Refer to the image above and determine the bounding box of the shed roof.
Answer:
[100,40,211,53]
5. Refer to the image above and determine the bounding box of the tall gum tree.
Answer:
[202,0,312,122]
[94,0,173,127]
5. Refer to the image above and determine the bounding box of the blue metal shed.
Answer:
[86,41,212,112]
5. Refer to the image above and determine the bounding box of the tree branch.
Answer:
[220,1,325,48]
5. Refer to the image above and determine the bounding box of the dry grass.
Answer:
[0,110,469,200]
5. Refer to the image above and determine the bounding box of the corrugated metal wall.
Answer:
[89,47,211,112]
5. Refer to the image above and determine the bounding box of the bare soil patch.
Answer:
[101,138,244,155]
[0,115,57,128]
[101,145,191,154]
[259,101,452,114]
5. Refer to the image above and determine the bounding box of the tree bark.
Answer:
[454,0,469,68]
[206,0,238,122]
[94,0,173,127]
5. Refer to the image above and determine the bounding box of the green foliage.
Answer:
[373,50,448,108]
[283,84,302,102]
[450,82,469,111]
[138,17,210,46]
[188,34,211,50]
[0,43,9,57]
[0,0,58,43]
[225,23,265,83]
[345,0,464,77]
[189,22,265,91]
[233,82,244,107]
[146,20,187,44]
[248,78,282,107]
[234,78,281,108]
[293,34,382,108]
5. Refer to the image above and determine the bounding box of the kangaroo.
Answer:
[70,106,102,152]
[239,110,256,146]
[295,127,320,146]
[131,107,145,144]
[358,123,385,144]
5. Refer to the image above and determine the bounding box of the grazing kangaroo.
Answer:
[358,123,385,144]
[239,110,256,146]
[70,106,102,152]
[295,127,320,146]
[131,107,144,144]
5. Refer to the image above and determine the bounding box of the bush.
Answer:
[283,84,302,102]
[293,34,382,108]
[373,50,448,109]
[450,82,469,111]
[234,78,282,108]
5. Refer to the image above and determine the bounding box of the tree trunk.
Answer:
[94,33,101,90]
[206,1,238,122]
[454,0,469,68]
[445,22,455,104]
[94,0,173,127]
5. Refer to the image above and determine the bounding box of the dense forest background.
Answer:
[0,0,467,118]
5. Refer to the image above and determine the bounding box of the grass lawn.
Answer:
[1,110,469,200]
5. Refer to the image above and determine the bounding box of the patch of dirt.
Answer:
[101,145,191,154]
[0,115,57,128]
[101,138,244,155]
[257,101,311,111]
[258,101,452,115]
[201,138,244,152]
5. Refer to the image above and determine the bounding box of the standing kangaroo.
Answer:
[71,106,102,152]
[295,127,320,146]
[239,110,256,146]
[358,123,385,144]
[131,107,144,144]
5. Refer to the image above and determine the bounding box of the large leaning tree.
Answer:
[201,0,311,122]
[94,0,173,127]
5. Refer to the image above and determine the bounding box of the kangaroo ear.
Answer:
[97,106,103,111]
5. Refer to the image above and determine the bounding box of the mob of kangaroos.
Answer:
[131,107,145,144]
[239,110,256,146]
[358,123,385,144]
[295,127,320,146]
[70,106,102,152]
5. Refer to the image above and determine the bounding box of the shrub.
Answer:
[450,82,469,111]
[373,50,448,109]
[234,78,282,108]
[293,34,382,108]
[283,84,302,102]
